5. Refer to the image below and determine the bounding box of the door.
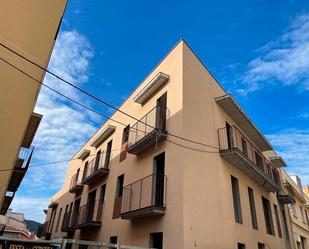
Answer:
[226,122,234,149]
[156,93,167,130]
[153,152,165,207]
[94,150,101,170]
[86,190,96,222]
[104,140,112,168]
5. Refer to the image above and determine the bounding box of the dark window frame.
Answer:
[231,176,243,224]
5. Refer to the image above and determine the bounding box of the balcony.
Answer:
[120,174,167,220]
[75,201,103,228]
[0,191,15,215]
[61,211,75,232]
[127,106,167,155]
[41,221,51,236]
[277,190,296,205]
[48,201,59,209]
[21,112,42,148]
[218,126,281,192]
[82,152,110,185]
[7,147,34,192]
[282,180,305,204]
[69,172,83,194]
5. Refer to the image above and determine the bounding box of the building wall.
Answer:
[0,0,67,207]
[45,41,292,249]
[281,170,309,249]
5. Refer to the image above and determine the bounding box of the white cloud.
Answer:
[10,196,50,222]
[238,13,309,95]
[267,129,309,184]
[11,30,99,221]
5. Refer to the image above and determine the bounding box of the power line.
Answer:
[0,41,219,150]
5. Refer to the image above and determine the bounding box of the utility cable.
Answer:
[0,41,219,150]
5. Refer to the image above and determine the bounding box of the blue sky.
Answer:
[11,0,309,222]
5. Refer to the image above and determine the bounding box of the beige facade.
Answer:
[43,40,295,249]
[280,170,309,249]
[0,0,67,213]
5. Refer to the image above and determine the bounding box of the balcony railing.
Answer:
[75,200,103,228]
[120,174,167,220]
[42,221,51,236]
[218,126,281,192]
[127,105,167,155]
[61,211,75,232]
[69,172,83,194]
[7,147,34,192]
[82,152,110,185]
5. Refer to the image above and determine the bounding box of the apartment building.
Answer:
[0,0,67,214]
[43,40,294,249]
[280,170,309,249]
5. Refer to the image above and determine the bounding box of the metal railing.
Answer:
[70,172,81,190]
[128,105,167,148]
[218,126,281,186]
[76,200,103,226]
[61,211,72,232]
[42,221,50,235]
[83,151,111,181]
[121,174,167,214]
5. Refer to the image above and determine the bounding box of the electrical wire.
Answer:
[0,41,219,150]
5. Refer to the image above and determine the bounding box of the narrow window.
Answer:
[305,209,309,224]
[113,174,124,219]
[255,152,264,171]
[231,176,243,224]
[83,161,89,180]
[262,197,275,235]
[154,152,165,207]
[150,232,163,249]
[248,187,258,229]
[156,92,167,130]
[258,243,265,249]
[300,206,305,223]
[109,236,118,249]
[274,204,282,238]
[104,140,112,168]
[50,209,57,233]
[282,209,290,240]
[241,137,248,157]
[55,208,62,233]
[226,122,234,149]
[116,174,124,198]
[120,125,130,162]
[237,243,246,249]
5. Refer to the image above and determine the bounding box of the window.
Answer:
[305,209,309,224]
[300,206,305,224]
[262,197,275,235]
[116,174,124,198]
[274,205,282,238]
[248,187,258,229]
[241,137,248,157]
[83,161,89,180]
[237,243,246,249]
[282,209,290,240]
[258,243,265,249]
[113,174,124,219]
[255,152,264,171]
[55,208,62,233]
[150,232,163,249]
[109,236,118,249]
[104,140,112,168]
[99,184,106,204]
[120,126,130,162]
[231,176,243,224]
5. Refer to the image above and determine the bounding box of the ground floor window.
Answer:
[150,232,163,249]
[237,242,246,249]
